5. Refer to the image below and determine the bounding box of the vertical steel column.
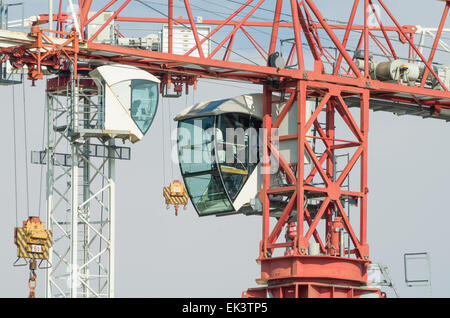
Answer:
[70,69,79,298]
[0,0,4,30]
[48,0,53,31]
[260,86,272,258]
[45,86,54,299]
[325,99,335,252]
[82,96,91,298]
[364,0,370,76]
[108,139,116,298]
[168,0,173,54]
[296,81,306,253]
[360,90,369,253]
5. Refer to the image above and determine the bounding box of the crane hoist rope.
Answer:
[161,97,167,184]
[169,98,174,180]
[38,82,46,218]
[12,84,18,227]
[11,83,52,298]
[160,98,189,215]
[22,81,30,218]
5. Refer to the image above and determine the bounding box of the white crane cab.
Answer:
[89,64,160,143]
[174,93,315,217]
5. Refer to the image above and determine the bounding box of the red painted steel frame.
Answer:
[245,80,378,298]
[2,0,450,298]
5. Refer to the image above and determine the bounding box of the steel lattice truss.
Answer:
[0,1,447,100]
[45,76,115,298]
[1,0,449,298]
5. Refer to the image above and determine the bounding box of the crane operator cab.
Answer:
[174,93,315,217]
[88,64,160,143]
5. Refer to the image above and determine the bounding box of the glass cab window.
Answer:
[178,117,234,216]
[131,79,159,134]
[178,113,261,217]
[216,113,260,201]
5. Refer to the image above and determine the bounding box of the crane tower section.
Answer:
[39,65,159,297]
[0,0,449,298]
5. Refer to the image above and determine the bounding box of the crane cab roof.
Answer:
[174,93,263,121]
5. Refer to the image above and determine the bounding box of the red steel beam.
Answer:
[369,0,397,59]
[88,0,131,42]
[183,0,205,58]
[420,1,450,88]
[297,81,306,248]
[85,0,118,26]
[290,0,305,71]
[377,0,448,91]
[334,0,360,75]
[115,16,414,32]
[208,0,265,59]
[304,0,363,77]
[182,0,254,58]
[269,0,283,54]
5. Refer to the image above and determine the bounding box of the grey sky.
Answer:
[0,0,449,298]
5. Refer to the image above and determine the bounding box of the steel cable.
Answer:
[12,85,18,226]
[22,81,30,217]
